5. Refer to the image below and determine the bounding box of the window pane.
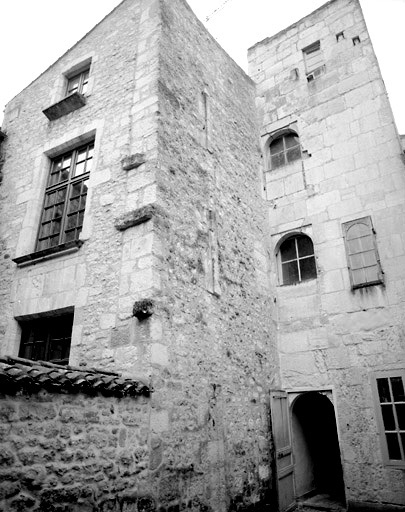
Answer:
[71,182,82,197]
[75,161,86,176]
[284,134,300,149]
[352,268,366,286]
[40,223,51,238]
[391,377,405,402]
[282,261,299,285]
[270,137,284,155]
[68,197,80,213]
[64,230,76,243]
[300,256,317,281]
[386,433,402,460]
[365,266,380,283]
[297,236,314,257]
[67,214,77,229]
[51,219,61,236]
[286,145,301,163]
[381,405,396,430]
[396,404,405,430]
[377,378,391,403]
[271,152,285,169]
[280,238,297,262]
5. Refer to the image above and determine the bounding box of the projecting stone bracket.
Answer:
[133,298,155,320]
[43,92,86,121]
[121,153,146,170]
[114,203,165,231]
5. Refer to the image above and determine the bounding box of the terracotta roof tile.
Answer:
[0,356,150,398]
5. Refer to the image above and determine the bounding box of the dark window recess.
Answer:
[303,40,325,81]
[66,68,90,96]
[376,376,405,462]
[352,36,361,46]
[280,234,317,285]
[269,133,301,170]
[336,31,345,42]
[36,142,93,252]
[19,314,73,365]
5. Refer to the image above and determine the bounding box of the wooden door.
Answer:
[270,390,295,512]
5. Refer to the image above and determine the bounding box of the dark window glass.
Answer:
[377,378,391,403]
[396,404,405,430]
[279,235,316,285]
[66,68,90,96]
[381,405,395,431]
[391,377,405,402]
[36,143,93,252]
[19,314,73,365]
[269,133,301,170]
[386,433,401,460]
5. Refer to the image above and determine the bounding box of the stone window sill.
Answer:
[13,240,83,267]
[43,92,86,121]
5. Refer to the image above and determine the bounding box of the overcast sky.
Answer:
[1,0,404,133]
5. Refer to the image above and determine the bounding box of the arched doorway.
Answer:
[291,392,345,502]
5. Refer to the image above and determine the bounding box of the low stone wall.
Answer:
[0,390,150,511]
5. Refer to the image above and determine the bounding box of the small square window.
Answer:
[336,31,345,42]
[19,313,74,365]
[372,371,405,467]
[66,68,90,96]
[342,216,383,289]
[352,36,361,46]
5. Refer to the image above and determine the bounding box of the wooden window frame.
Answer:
[278,234,317,285]
[19,313,74,365]
[371,370,405,467]
[342,216,383,290]
[66,67,90,96]
[35,142,93,253]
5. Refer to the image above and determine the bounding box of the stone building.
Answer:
[0,0,404,511]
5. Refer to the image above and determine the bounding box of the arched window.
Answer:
[269,132,301,170]
[279,234,316,285]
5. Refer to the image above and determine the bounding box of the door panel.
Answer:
[271,390,295,512]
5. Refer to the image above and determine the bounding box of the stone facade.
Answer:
[0,0,405,511]
[248,0,405,509]
[0,0,276,511]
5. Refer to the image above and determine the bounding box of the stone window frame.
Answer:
[371,369,405,467]
[12,124,102,266]
[265,127,302,172]
[274,229,317,286]
[50,54,96,106]
[342,216,384,290]
[65,66,90,96]
[18,310,74,365]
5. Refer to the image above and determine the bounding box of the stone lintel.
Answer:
[114,203,164,231]
[43,92,86,121]
[121,153,146,170]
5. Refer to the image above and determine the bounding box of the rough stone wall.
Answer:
[0,0,161,377]
[248,0,405,507]
[141,0,278,510]
[0,0,279,511]
[0,390,150,512]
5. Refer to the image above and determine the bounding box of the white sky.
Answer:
[1,0,404,133]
